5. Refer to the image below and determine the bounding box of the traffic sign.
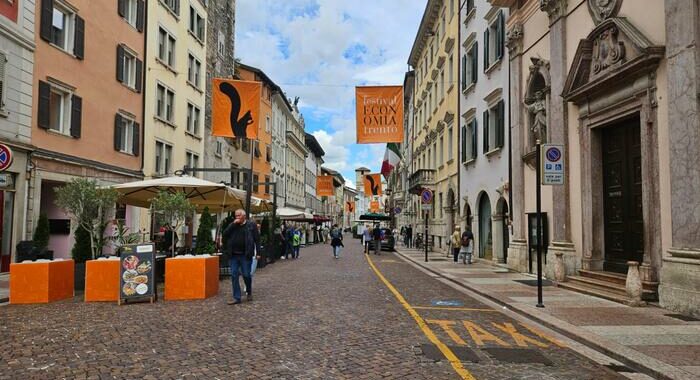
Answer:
[421,204,432,211]
[420,188,433,204]
[0,144,13,172]
[542,144,564,185]
[394,207,402,214]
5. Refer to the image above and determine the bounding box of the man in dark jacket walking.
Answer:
[222,209,261,305]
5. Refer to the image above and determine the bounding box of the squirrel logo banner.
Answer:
[212,79,261,139]
[363,174,382,196]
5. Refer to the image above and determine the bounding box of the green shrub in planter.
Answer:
[194,207,215,255]
[72,225,92,264]
[33,213,50,251]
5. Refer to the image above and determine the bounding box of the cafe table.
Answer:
[10,259,74,304]
[84,257,121,302]
[164,255,219,300]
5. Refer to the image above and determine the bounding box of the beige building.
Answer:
[408,0,460,252]
[143,0,207,180]
[501,0,699,316]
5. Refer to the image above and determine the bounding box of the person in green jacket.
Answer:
[292,229,301,259]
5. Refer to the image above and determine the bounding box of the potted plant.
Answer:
[106,219,141,254]
[194,207,215,255]
[54,178,119,290]
[151,191,195,256]
[32,213,51,258]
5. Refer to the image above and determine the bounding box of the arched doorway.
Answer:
[494,197,509,263]
[463,203,472,230]
[446,189,455,237]
[478,193,492,260]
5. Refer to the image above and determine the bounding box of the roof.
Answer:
[236,62,293,111]
[407,0,441,67]
[355,167,370,172]
[304,132,325,157]
[321,167,345,185]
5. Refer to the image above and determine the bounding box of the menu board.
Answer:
[118,243,156,304]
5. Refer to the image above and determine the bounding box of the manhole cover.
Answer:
[482,348,553,366]
[513,279,553,287]
[664,313,700,322]
[431,300,464,307]
[419,344,479,362]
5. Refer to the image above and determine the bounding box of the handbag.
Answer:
[251,256,258,276]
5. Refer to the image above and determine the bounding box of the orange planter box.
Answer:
[10,260,74,304]
[164,256,219,300]
[84,259,121,302]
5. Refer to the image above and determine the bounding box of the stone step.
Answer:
[566,275,628,296]
[557,280,632,304]
[578,269,627,286]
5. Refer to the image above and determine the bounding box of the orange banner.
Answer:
[316,176,334,197]
[356,86,403,144]
[363,173,382,196]
[212,79,261,139]
[345,201,355,213]
[370,200,380,213]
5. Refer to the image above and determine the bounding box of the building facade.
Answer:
[408,0,460,252]
[354,167,370,219]
[458,0,510,263]
[304,132,324,216]
[270,92,291,207]
[284,101,307,211]
[203,0,244,185]
[30,0,145,259]
[143,0,207,181]
[396,71,416,230]
[342,186,358,230]
[0,0,35,271]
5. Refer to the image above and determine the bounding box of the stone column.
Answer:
[492,213,505,264]
[540,0,577,270]
[506,23,528,273]
[659,0,700,317]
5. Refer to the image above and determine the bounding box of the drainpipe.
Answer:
[140,0,149,175]
[507,26,513,225]
[457,0,462,228]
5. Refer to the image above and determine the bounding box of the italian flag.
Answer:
[381,143,401,179]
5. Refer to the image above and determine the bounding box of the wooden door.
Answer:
[602,119,644,273]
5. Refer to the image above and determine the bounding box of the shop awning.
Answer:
[359,213,391,221]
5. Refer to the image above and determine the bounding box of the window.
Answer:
[155,141,172,175]
[447,123,453,161]
[450,0,455,18]
[117,45,142,91]
[483,100,505,153]
[448,54,454,88]
[162,0,180,15]
[242,138,250,153]
[462,119,477,163]
[115,203,127,221]
[253,141,261,158]
[156,83,174,123]
[484,11,505,70]
[0,52,6,110]
[186,151,199,172]
[265,116,270,132]
[439,70,445,100]
[114,114,139,155]
[264,175,270,194]
[186,103,201,135]
[439,136,444,166]
[187,53,201,88]
[253,174,259,193]
[157,27,176,67]
[40,1,85,59]
[119,0,144,30]
[217,31,225,56]
[440,11,446,39]
[51,6,71,50]
[215,140,223,157]
[189,5,205,41]
[37,80,82,138]
[266,144,271,162]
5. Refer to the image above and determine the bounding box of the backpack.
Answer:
[330,229,341,239]
[461,232,471,247]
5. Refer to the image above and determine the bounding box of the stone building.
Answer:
[499,0,699,316]
[304,132,324,216]
[284,100,308,212]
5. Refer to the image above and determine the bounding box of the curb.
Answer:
[394,248,696,380]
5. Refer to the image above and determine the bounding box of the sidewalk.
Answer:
[395,246,700,380]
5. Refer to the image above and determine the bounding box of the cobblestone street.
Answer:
[1,238,633,379]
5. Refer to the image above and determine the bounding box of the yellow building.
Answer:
[407,0,460,252]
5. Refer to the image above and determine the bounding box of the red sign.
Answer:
[0,144,13,172]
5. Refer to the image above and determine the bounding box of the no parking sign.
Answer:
[542,144,564,185]
[0,144,13,172]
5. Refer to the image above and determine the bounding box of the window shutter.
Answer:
[135,58,143,93]
[461,125,467,163]
[118,0,126,17]
[497,100,505,148]
[497,11,505,60]
[136,0,145,32]
[461,54,467,90]
[472,42,478,84]
[116,45,125,83]
[175,0,180,16]
[132,122,140,156]
[114,114,122,151]
[38,81,51,129]
[70,95,82,138]
[471,120,477,159]
[40,0,53,42]
[0,53,5,108]
[483,29,489,70]
[483,110,489,153]
[74,15,85,60]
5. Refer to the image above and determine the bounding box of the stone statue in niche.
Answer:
[525,90,547,143]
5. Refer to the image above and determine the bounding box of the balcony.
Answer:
[408,169,436,192]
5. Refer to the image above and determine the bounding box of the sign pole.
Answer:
[424,209,429,263]
[536,140,544,308]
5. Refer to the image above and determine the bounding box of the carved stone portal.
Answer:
[591,25,626,77]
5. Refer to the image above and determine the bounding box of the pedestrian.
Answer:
[362,225,371,254]
[330,224,344,259]
[222,209,261,305]
[406,225,413,248]
[373,224,382,255]
[285,226,295,259]
[460,225,475,264]
[292,229,301,259]
[451,226,462,263]
[392,227,399,246]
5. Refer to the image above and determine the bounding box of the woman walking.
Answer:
[330,224,344,259]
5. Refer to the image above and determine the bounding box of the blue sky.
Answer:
[235,0,425,187]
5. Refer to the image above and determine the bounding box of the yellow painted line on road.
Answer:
[412,306,498,312]
[366,255,477,380]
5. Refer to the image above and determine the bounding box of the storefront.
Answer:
[0,143,30,273]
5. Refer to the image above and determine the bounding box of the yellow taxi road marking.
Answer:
[366,255,477,380]
[412,306,498,312]
[424,319,566,349]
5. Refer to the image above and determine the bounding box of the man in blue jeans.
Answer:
[222,209,261,305]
